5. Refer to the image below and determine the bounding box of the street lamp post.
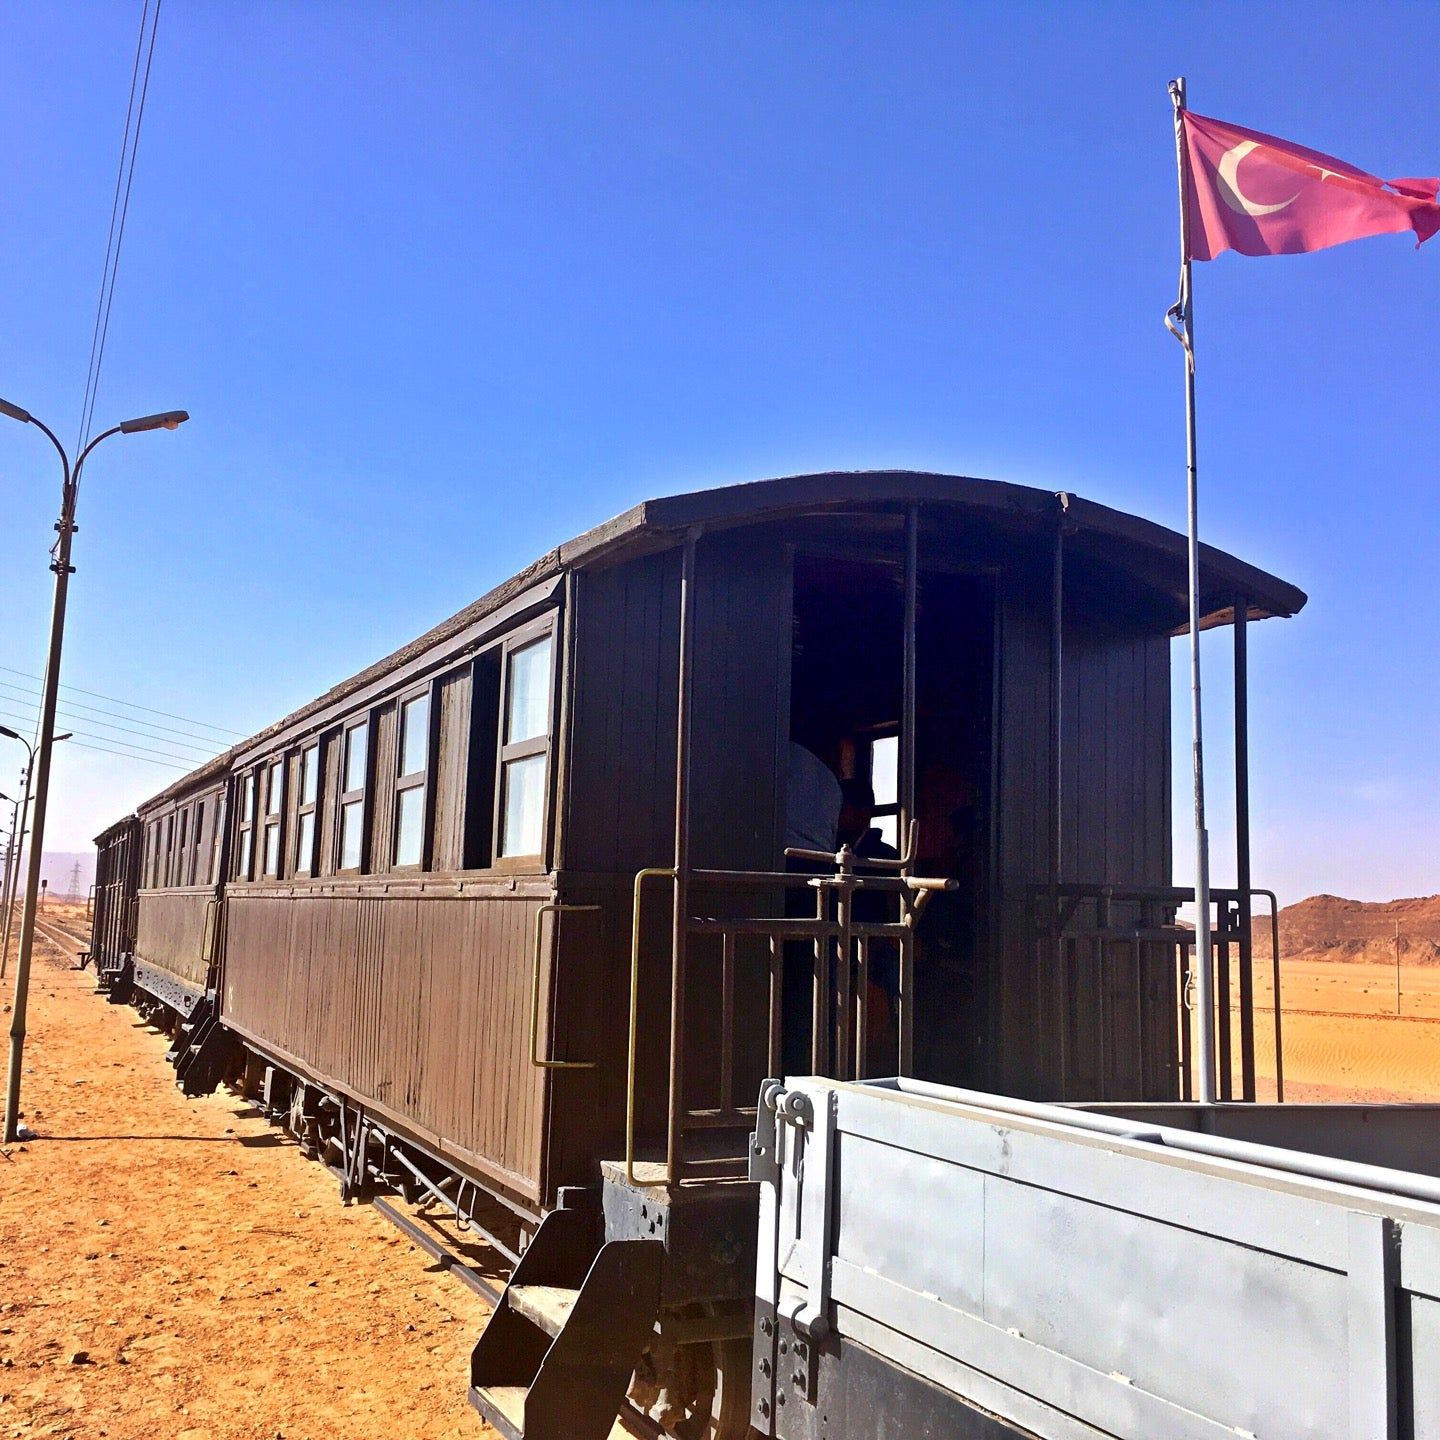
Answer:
[0,397,187,1143]
[0,731,72,982]
[0,791,16,969]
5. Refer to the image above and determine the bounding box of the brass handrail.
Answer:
[625,855,950,1187]
[627,868,676,1186]
[200,897,219,965]
[529,902,601,1070]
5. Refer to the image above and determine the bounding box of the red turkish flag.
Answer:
[1181,110,1440,260]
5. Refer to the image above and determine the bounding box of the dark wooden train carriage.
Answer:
[219,568,566,1210]
[90,470,1306,1439]
[131,755,230,1016]
[548,472,1305,1191]
[91,814,141,988]
[206,470,1303,1225]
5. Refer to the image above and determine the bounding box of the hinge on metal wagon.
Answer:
[750,1079,785,1185]
[785,1088,835,1342]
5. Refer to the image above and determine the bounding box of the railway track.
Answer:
[31,914,90,965]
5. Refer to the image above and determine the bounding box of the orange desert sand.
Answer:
[2,895,1438,1437]
[1246,892,1440,1101]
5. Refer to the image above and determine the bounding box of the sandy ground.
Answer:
[0,907,499,1440]
[4,900,1440,1438]
[1234,954,1440,1101]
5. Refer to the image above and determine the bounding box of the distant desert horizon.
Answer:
[1253,891,1440,966]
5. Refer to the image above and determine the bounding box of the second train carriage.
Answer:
[89,813,141,992]
[92,470,1306,1438]
[128,756,229,1018]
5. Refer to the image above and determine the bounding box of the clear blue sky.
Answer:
[2,2,1436,904]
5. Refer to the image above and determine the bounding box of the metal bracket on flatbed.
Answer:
[774,1084,834,1343]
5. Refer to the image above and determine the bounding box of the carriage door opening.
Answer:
[787,553,995,1086]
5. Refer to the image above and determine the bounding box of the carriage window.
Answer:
[263,760,284,878]
[190,801,204,885]
[498,634,552,858]
[870,734,900,850]
[175,809,188,886]
[394,692,429,868]
[210,794,226,885]
[295,743,319,876]
[236,772,256,880]
[163,814,175,887]
[506,641,550,747]
[339,720,368,872]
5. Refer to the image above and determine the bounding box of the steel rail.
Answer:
[370,1196,505,1304]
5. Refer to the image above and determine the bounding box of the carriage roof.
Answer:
[140,469,1305,807]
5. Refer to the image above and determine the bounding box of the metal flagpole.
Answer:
[1166,75,1217,1105]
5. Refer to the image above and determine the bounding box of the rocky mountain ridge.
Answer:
[1256,892,1440,965]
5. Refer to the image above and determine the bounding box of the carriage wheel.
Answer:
[631,1330,759,1440]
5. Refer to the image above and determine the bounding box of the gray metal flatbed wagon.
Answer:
[751,1078,1440,1439]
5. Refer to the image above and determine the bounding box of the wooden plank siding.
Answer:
[317,728,342,876]
[134,888,214,989]
[216,596,565,1207]
[133,777,227,992]
[545,532,792,1186]
[92,818,141,971]
[431,667,472,871]
[369,702,398,874]
[547,550,681,1188]
[563,549,681,876]
[223,885,551,1202]
[990,543,1176,1103]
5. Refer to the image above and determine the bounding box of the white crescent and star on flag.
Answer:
[1214,139,1347,218]
[1180,106,1440,263]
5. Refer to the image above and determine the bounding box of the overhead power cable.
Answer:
[0,679,226,752]
[0,688,222,757]
[0,703,217,769]
[75,0,164,463]
[0,665,243,739]
[60,738,190,771]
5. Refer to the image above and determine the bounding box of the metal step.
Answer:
[165,996,212,1065]
[470,1203,662,1440]
[469,1383,528,1440]
[509,1285,577,1339]
[174,1009,236,1098]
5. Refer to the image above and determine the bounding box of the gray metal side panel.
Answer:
[757,1077,1440,1440]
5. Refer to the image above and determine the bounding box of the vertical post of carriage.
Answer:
[1050,504,1067,1098]
[1170,75,1218,1105]
[667,528,699,1181]
[900,506,919,1074]
[1234,591,1257,1100]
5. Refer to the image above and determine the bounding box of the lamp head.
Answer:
[0,397,33,425]
[0,726,19,742]
[119,410,189,434]
[53,732,73,743]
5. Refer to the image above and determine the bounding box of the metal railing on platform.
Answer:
[627,828,952,1186]
[1030,883,1282,1104]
